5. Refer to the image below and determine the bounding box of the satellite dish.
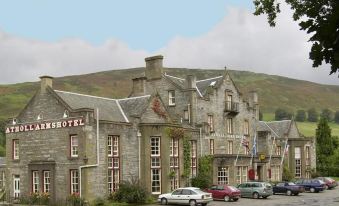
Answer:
[37,113,43,120]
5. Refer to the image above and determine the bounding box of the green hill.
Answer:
[1,67,339,137]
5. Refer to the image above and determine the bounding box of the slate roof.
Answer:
[54,90,151,122]
[258,120,292,138]
[163,73,224,97]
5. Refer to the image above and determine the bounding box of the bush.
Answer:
[92,197,105,206]
[282,165,293,181]
[191,174,210,189]
[66,193,84,206]
[112,179,149,204]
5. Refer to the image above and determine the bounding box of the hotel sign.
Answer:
[5,118,85,134]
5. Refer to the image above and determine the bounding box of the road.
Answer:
[152,187,339,206]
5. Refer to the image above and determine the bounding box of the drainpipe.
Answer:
[137,129,142,178]
[79,108,100,198]
[199,128,203,157]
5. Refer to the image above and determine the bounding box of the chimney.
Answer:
[145,55,163,80]
[39,76,53,93]
[186,75,196,89]
[249,90,258,104]
[131,77,147,96]
[249,90,259,119]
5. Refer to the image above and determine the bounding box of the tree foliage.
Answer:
[295,110,306,122]
[275,108,292,120]
[321,108,333,121]
[254,0,339,75]
[316,117,336,176]
[334,111,339,124]
[307,108,318,122]
[191,155,213,189]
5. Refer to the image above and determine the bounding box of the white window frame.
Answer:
[209,139,214,155]
[236,166,248,184]
[190,140,197,177]
[108,135,120,193]
[168,90,176,106]
[276,146,282,156]
[151,136,161,194]
[13,175,20,199]
[217,167,229,184]
[32,171,39,193]
[70,135,78,158]
[170,138,179,191]
[228,141,233,154]
[43,171,50,193]
[227,118,233,134]
[70,170,79,194]
[208,115,214,132]
[13,139,19,160]
[295,147,301,178]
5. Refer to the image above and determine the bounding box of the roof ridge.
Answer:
[164,73,185,81]
[118,95,151,101]
[196,76,223,82]
[261,120,292,123]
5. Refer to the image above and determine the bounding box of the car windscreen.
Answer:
[192,189,203,194]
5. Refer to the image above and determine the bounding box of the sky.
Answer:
[0,0,338,85]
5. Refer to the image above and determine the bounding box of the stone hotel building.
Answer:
[4,55,316,202]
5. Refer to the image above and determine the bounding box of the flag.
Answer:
[285,144,290,155]
[252,135,257,155]
[241,136,249,147]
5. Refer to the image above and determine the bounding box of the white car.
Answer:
[158,187,213,206]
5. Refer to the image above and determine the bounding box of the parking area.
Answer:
[152,187,339,206]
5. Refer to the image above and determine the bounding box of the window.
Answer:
[170,138,179,191]
[209,139,214,155]
[226,118,233,134]
[226,94,233,110]
[32,171,39,193]
[168,90,175,106]
[217,167,229,184]
[295,147,301,178]
[108,135,120,193]
[13,139,19,160]
[207,115,214,132]
[244,120,249,136]
[151,137,161,194]
[305,146,310,166]
[184,110,189,120]
[236,166,248,184]
[228,141,233,154]
[43,171,51,193]
[190,141,197,177]
[276,146,282,156]
[70,170,79,194]
[13,175,20,199]
[271,165,280,181]
[70,135,78,158]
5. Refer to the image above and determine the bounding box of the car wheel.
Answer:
[286,190,292,196]
[262,196,268,199]
[189,199,197,206]
[325,185,329,190]
[160,198,167,205]
[233,198,239,201]
[295,193,299,196]
[224,195,230,202]
[253,192,259,199]
[310,187,315,193]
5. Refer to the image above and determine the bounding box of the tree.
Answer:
[334,111,339,124]
[307,108,318,122]
[321,108,333,121]
[254,0,339,75]
[275,108,292,120]
[295,110,306,122]
[316,117,335,176]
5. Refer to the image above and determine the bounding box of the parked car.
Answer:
[295,179,326,193]
[158,187,213,206]
[316,177,338,189]
[204,184,241,202]
[236,182,273,199]
[272,182,305,196]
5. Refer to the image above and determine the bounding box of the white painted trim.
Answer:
[116,100,129,123]
[164,73,185,81]
[118,95,151,101]
[196,76,223,82]
[195,86,203,97]
[55,90,150,101]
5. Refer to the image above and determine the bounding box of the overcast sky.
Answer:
[0,0,338,85]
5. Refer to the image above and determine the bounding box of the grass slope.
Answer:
[1,68,339,137]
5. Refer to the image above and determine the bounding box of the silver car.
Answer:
[237,182,273,199]
[158,187,213,206]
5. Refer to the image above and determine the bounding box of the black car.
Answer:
[295,179,325,193]
[273,182,304,196]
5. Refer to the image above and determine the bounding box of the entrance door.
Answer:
[257,166,262,181]
[13,175,20,198]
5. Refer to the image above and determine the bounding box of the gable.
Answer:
[140,96,170,124]
[17,89,69,123]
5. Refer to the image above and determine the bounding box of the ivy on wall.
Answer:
[151,98,167,118]
[182,137,191,179]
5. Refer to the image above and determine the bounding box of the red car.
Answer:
[316,177,338,189]
[204,185,241,202]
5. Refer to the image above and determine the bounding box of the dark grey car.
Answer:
[237,182,273,199]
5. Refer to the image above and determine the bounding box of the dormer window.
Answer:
[63,110,69,118]
[168,90,175,106]
[37,113,43,121]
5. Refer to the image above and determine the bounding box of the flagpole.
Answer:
[250,116,257,167]
[280,138,288,165]
[234,136,242,166]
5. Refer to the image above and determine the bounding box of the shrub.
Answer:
[92,197,105,206]
[191,174,210,189]
[66,193,84,206]
[112,179,149,204]
[282,165,293,181]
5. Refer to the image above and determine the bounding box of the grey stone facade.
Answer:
[4,55,316,203]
